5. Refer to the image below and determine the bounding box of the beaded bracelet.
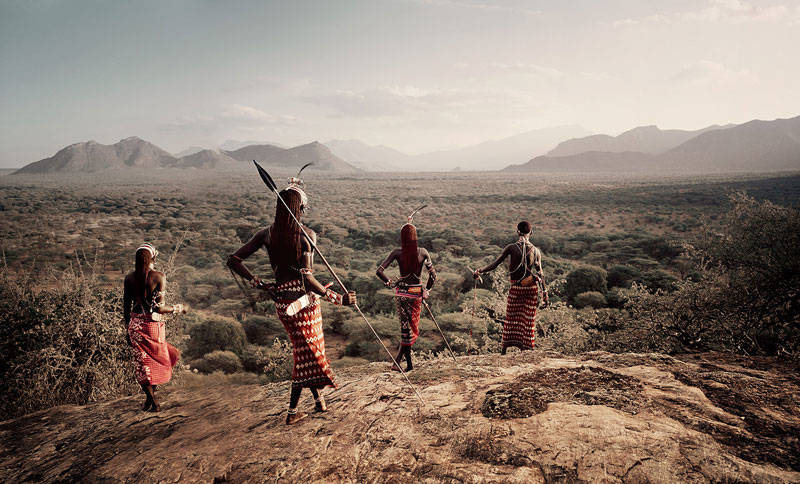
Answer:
[324,289,343,305]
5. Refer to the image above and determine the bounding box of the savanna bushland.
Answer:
[2,170,800,481]
[2,170,798,419]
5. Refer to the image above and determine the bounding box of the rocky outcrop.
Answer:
[1,351,798,482]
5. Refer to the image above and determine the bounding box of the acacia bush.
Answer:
[0,269,137,419]
[573,291,607,309]
[239,340,292,381]
[624,195,800,357]
[564,266,607,303]
[190,350,243,374]
[187,317,247,358]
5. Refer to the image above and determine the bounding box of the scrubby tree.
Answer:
[564,266,607,303]
[187,318,247,358]
[573,291,607,309]
[606,265,640,289]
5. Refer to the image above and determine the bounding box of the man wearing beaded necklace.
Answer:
[473,221,549,354]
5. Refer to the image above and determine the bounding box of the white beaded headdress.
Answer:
[137,243,158,259]
[286,163,312,208]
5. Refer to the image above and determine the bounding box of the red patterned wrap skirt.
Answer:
[274,279,337,389]
[396,294,422,347]
[128,313,180,385]
[502,283,539,350]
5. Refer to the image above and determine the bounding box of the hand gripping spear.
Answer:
[253,161,427,406]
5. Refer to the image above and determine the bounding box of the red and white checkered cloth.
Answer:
[128,314,180,385]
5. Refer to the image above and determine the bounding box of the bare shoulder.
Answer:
[302,227,317,246]
[419,247,431,258]
[149,270,166,284]
[124,272,135,285]
[254,227,271,243]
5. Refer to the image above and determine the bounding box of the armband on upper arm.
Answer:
[299,268,313,275]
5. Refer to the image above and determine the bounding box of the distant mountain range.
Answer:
[12,115,800,175]
[547,124,733,157]
[324,125,592,172]
[323,139,408,171]
[504,115,800,173]
[223,141,357,172]
[14,138,357,174]
[411,125,593,171]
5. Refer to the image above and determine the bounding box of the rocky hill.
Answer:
[14,137,177,174]
[173,149,241,169]
[225,141,359,172]
[2,351,798,482]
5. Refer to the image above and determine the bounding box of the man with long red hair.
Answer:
[376,222,437,372]
[228,182,356,424]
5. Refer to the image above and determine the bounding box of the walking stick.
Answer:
[421,300,458,364]
[467,265,482,321]
[253,161,427,407]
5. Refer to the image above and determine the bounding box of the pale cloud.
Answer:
[487,62,565,81]
[613,0,800,26]
[163,105,298,134]
[673,60,757,85]
[302,84,544,119]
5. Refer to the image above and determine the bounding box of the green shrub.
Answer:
[564,266,607,303]
[239,341,292,382]
[241,315,285,345]
[638,269,678,293]
[191,350,243,374]
[606,265,640,289]
[187,317,247,358]
[344,340,382,359]
[623,194,800,358]
[573,291,607,309]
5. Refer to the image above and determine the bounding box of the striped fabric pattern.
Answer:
[502,284,539,350]
[274,279,337,389]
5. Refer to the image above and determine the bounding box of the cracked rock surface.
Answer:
[1,351,798,483]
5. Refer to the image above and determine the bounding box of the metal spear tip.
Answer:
[253,160,278,191]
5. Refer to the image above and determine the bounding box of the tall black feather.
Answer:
[296,162,314,178]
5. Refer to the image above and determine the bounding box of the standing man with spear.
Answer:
[473,221,549,354]
[227,164,356,424]
[375,206,447,372]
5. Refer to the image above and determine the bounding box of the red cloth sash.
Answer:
[128,313,180,385]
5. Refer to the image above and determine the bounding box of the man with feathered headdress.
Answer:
[227,166,356,424]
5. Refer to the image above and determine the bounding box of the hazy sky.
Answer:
[1,0,799,167]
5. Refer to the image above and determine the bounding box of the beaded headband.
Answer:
[286,162,312,208]
[137,243,158,259]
